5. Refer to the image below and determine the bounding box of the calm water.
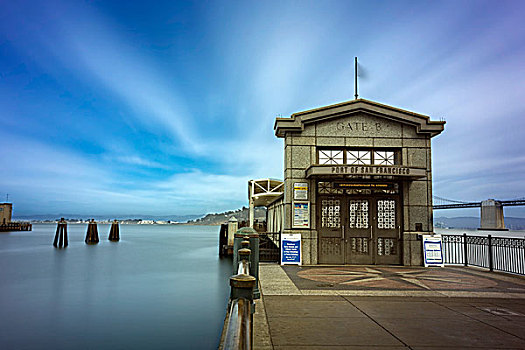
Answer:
[0,224,232,350]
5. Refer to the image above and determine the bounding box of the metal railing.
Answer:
[224,258,254,350]
[258,232,280,262]
[222,228,260,350]
[442,234,525,275]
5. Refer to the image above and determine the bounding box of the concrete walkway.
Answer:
[254,264,525,349]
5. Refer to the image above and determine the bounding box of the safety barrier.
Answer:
[442,234,525,275]
[222,227,259,350]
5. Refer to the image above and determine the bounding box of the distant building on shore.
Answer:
[0,203,13,225]
[0,202,31,231]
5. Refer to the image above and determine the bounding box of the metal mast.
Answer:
[354,57,358,99]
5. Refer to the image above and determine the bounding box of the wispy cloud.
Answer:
[110,155,170,170]
[57,8,202,154]
[0,130,248,215]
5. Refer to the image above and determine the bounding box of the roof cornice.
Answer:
[274,98,445,138]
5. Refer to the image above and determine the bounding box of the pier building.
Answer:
[269,99,445,265]
[0,203,12,225]
[0,202,31,231]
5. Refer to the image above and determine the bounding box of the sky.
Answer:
[1,0,525,217]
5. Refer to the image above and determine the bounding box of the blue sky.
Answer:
[1,0,525,217]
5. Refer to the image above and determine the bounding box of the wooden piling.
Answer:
[108,219,120,241]
[85,219,99,244]
[53,218,68,248]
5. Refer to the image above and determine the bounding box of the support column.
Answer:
[479,199,508,231]
[249,198,254,228]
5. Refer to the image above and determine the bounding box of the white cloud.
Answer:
[111,155,170,170]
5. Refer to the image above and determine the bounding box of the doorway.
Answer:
[318,188,402,265]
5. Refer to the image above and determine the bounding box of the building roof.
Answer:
[274,98,445,138]
[248,178,284,207]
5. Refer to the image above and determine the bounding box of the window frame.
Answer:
[317,148,400,165]
[318,149,345,165]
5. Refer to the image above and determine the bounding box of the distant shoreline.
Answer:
[23,221,222,226]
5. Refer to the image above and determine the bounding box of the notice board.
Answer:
[293,182,308,200]
[422,235,444,267]
[281,233,301,265]
[293,202,310,228]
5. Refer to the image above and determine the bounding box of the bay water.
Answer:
[435,227,525,239]
[0,224,231,349]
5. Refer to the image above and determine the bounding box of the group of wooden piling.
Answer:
[53,218,120,248]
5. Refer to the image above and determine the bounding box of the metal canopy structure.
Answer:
[248,179,284,227]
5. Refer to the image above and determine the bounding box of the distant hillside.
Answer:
[13,207,269,225]
[434,216,525,230]
[189,207,267,226]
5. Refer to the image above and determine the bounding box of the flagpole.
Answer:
[354,57,358,99]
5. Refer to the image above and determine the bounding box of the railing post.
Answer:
[234,227,260,299]
[463,233,468,266]
[248,232,260,299]
[230,273,256,301]
[232,233,242,275]
[238,247,251,275]
[241,240,250,251]
[227,273,256,349]
[488,234,493,272]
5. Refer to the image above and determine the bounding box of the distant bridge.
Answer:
[433,196,525,209]
[432,196,525,230]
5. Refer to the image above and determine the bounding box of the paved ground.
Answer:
[254,264,525,349]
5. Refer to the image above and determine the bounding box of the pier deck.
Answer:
[254,264,525,349]
[0,222,32,232]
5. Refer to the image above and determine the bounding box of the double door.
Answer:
[318,194,401,265]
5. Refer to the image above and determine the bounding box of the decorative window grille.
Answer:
[318,150,344,165]
[318,182,343,194]
[373,151,395,165]
[351,238,369,254]
[345,189,372,195]
[377,199,396,229]
[318,149,397,165]
[378,238,396,255]
[321,199,341,228]
[348,200,369,229]
[318,182,331,194]
[346,150,371,165]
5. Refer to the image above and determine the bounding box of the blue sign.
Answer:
[281,234,301,265]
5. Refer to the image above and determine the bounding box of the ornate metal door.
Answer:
[344,195,401,265]
[318,196,344,264]
[344,198,373,264]
[373,197,401,264]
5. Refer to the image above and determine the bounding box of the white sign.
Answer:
[281,233,301,265]
[293,182,308,200]
[293,202,310,228]
[422,235,444,267]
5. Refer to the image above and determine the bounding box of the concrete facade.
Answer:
[0,203,13,225]
[274,99,445,266]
